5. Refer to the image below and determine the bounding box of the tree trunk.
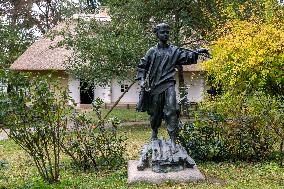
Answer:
[280,140,283,167]
[174,9,189,117]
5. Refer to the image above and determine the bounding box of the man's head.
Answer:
[153,23,170,43]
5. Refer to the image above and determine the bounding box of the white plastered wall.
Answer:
[67,72,205,106]
[183,72,205,102]
[111,79,140,104]
[68,75,80,106]
[94,85,111,103]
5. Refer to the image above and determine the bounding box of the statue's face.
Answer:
[157,27,170,43]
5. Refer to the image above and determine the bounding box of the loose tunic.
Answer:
[136,44,198,112]
[137,44,198,136]
[137,44,198,131]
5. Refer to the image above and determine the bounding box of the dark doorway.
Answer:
[80,82,94,104]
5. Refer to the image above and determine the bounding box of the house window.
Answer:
[0,79,7,93]
[121,84,129,92]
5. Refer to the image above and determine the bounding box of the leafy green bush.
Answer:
[205,20,284,98]
[62,98,127,171]
[179,92,280,162]
[0,73,73,183]
[198,19,284,163]
[179,120,228,162]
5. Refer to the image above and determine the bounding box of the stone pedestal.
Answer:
[128,139,205,184]
[128,160,205,184]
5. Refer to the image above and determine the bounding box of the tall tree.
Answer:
[61,0,283,111]
[62,0,224,87]
[0,0,80,35]
[0,21,32,69]
[0,0,83,69]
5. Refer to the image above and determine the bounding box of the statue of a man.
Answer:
[136,23,209,151]
[87,0,100,9]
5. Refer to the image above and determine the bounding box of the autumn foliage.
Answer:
[187,18,284,163]
[205,20,284,96]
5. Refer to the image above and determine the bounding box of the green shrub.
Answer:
[0,73,73,183]
[202,19,284,164]
[179,120,228,162]
[61,98,127,171]
[179,92,281,162]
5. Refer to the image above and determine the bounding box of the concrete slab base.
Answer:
[128,160,205,184]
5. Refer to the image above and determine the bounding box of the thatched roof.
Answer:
[10,23,72,71]
[10,34,204,72]
[10,8,111,71]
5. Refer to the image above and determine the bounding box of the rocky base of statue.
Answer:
[127,139,205,184]
[137,139,196,173]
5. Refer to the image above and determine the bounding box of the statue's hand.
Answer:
[197,48,210,55]
[139,80,146,88]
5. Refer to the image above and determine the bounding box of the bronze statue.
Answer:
[136,23,209,153]
[87,0,100,9]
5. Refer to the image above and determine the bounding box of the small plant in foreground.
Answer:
[180,92,281,162]
[61,98,127,171]
[0,73,73,183]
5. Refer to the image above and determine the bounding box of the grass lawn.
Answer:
[0,105,284,189]
[1,124,284,188]
[83,108,149,123]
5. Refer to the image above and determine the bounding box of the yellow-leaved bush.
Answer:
[181,19,284,163]
[204,20,284,96]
